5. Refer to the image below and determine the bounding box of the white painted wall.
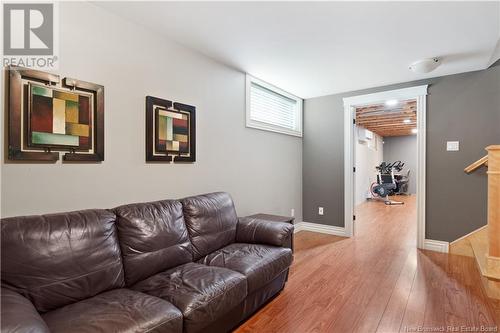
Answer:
[0,2,302,218]
[354,126,383,206]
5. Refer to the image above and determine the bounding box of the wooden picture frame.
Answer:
[146,96,196,163]
[7,66,104,162]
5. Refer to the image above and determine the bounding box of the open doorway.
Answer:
[353,99,418,245]
[355,99,417,206]
[343,86,433,250]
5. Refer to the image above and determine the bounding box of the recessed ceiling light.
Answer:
[403,119,411,124]
[385,99,398,107]
[411,128,418,134]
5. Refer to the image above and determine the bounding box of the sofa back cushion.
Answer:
[114,200,193,285]
[181,192,238,260]
[1,209,124,313]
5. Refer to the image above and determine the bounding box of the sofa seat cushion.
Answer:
[42,289,182,333]
[132,262,247,333]
[198,243,292,293]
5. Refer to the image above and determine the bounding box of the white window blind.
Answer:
[246,75,303,137]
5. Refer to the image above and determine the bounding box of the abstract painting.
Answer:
[146,96,196,162]
[29,83,92,150]
[7,66,104,162]
[155,108,189,154]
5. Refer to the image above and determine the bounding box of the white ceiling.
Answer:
[96,1,500,98]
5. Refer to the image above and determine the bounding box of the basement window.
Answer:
[246,75,303,137]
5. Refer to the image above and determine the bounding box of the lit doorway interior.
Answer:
[353,99,418,245]
[343,85,430,250]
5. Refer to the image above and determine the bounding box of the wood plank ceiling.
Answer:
[356,99,417,137]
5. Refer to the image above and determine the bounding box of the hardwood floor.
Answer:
[235,196,500,333]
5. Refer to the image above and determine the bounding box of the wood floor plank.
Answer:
[399,251,429,332]
[331,204,416,332]
[234,196,499,333]
[421,252,444,328]
[351,250,410,333]
[375,249,417,333]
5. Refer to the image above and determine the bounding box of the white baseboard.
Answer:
[423,239,449,253]
[294,222,448,252]
[294,221,348,237]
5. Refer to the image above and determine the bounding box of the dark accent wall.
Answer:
[383,135,417,195]
[303,65,500,242]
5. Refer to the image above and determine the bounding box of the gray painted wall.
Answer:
[303,95,345,226]
[383,135,417,195]
[303,65,500,242]
[0,2,302,219]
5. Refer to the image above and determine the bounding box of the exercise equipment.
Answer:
[394,171,410,195]
[391,161,411,196]
[370,161,405,205]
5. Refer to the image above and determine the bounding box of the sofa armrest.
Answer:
[236,216,294,247]
[1,287,50,333]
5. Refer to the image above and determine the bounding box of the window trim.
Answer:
[245,74,303,137]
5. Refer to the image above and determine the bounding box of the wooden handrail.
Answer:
[464,155,488,174]
[461,146,500,278]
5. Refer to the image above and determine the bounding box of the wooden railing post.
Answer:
[487,145,500,258]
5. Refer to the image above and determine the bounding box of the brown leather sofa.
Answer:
[1,192,294,333]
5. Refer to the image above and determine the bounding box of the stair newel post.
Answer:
[487,145,500,258]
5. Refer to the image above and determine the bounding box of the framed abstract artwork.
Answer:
[7,66,104,162]
[28,83,93,150]
[146,96,196,162]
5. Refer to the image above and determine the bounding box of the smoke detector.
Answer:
[409,58,440,73]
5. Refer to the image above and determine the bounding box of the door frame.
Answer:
[342,85,428,249]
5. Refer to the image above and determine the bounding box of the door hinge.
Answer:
[353,215,356,221]
[353,166,356,172]
[353,118,356,125]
